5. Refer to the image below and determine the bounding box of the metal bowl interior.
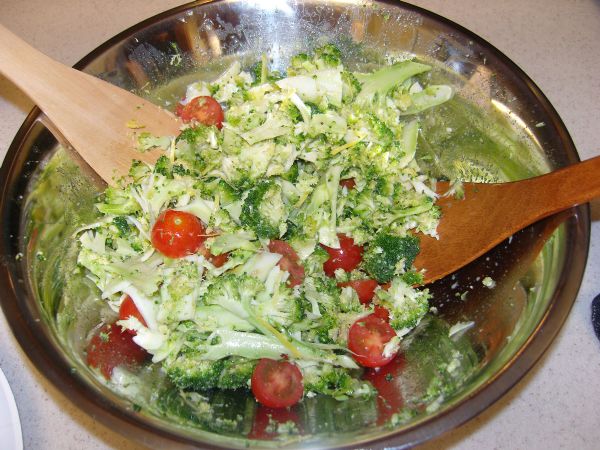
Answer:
[0,0,588,449]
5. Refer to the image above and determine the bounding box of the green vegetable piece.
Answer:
[239,180,287,239]
[363,233,420,283]
[112,216,131,237]
[165,353,225,390]
[154,155,173,179]
[356,61,431,104]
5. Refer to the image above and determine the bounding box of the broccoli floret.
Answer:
[314,44,342,68]
[363,233,420,283]
[356,61,431,104]
[176,124,219,147]
[96,186,140,215]
[288,53,314,76]
[341,71,361,103]
[154,155,173,179]
[402,271,424,286]
[240,180,288,239]
[375,277,430,332]
[217,357,257,390]
[303,364,375,400]
[112,216,131,237]
[165,352,225,390]
[368,114,394,145]
[199,179,240,205]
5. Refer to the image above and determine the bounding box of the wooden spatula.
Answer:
[0,24,181,183]
[416,155,600,284]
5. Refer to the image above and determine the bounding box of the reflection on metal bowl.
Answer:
[0,1,588,448]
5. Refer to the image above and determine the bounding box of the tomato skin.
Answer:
[373,305,390,321]
[348,314,397,368]
[86,323,149,379]
[175,96,224,128]
[198,244,229,268]
[251,358,304,408]
[363,354,405,425]
[339,178,356,190]
[268,240,305,287]
[151,209,206,258]
[322,234,363,277]
[118,295,147,334]
[337,279,379,304]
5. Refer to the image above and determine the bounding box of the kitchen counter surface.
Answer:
[1,1,599,449]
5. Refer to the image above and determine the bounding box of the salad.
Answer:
[78,45,454,409]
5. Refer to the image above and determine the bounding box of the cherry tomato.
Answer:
[373,305,390,321]
[175,96,224,128]
[322,234,363,277]
[248,405,301,440]
[198,244,229,268]
[268,240,305,287]
[339,178,356,190]
[251,358,304,408]
[151,209,206,258]
[86,322,149,379]
[118,295,147,334]
[337,279,379,304]
[348,314,397,368]
[363,354,405,425]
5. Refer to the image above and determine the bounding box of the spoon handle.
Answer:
[0,25,180,183]
[490,154,600,228]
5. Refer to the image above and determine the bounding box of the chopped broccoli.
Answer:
[176,125,212,145]
[112,216,131,237]
[96,186,140,215]
[154,155,173,179]
[313,44,342,68]
[376,277,430,332]
[363,233,420,283]
[165,352,225,390]
[217,357,257,389]
[303,363,375,400]
[367,114,394,145]
[240,180,288,239]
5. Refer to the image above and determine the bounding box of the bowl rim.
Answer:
[0,0,590,448]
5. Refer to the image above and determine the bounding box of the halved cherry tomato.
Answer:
[86,322,149,379]
[118,295,147,334]
[151,209,206,258]
[198,244,229,268]
[268,240,305,287]
[322,234,363,277]
[363,354,405,425]
[339,178,356,190]
[373,305,390,321]
[175,95,224,128]
[348,314,397,368]
[248,405,301,440]
[337,279,379,304]
[251,358,304,408]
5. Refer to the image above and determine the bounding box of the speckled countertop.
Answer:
[0,1,599,449]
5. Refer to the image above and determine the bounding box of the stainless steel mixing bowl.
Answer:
[0,1,588,448]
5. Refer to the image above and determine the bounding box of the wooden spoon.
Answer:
[0,25,181,183]
[415,155,600,284]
